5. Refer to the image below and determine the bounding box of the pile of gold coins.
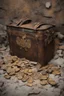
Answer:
[1,56,61,87]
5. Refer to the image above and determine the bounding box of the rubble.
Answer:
[56,32,64,39]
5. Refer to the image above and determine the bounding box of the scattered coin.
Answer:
[22,74,29,82]
[16,74,22,80]
[26,83,33,87]
[40,80,48,85]
[27,77,33,83]
[48,78,57,86]
[9,70,15,76]
[12,66,20,72]
[23,68,29,74]
[52,70,61,75]
[40,74,48,80]
[28,69,33,73]
[32,72,40,80]
[6,67,12,74]
[11,56,18,61]
[7,67,15,76]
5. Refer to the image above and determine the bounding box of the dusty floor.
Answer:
[0,24,64,96]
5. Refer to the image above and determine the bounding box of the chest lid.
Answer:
[7,18,55,31]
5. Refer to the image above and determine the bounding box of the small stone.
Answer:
[54,54,59,59]
[58,53,63,57]
[52,58,64,67]
[49,74,55,79]
[56,50,62,54]
[57,32,64,39]
[10,76,18,83]
[45,2,51,9]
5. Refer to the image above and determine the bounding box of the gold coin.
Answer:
[28,69,33,73]
[22,74,29,82]
[24,69,29,74]
[48,78,56,86]
[1,65,7,71]
[52,70,61,75]
[4,74,11,79]
[26,83,33,87]
[40,74,48,80]
[40,80,48,85]
[17,75,22,80]
[27,77,33,83]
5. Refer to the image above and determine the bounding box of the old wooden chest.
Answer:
[7,19,55,65]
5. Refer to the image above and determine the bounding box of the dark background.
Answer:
[0,0,64,33]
